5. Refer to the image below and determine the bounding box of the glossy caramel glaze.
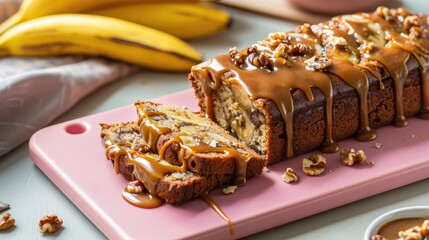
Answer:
[376,217,429,239]
[201,194,234,236]
[137,105,251,186]
[105,139,185,208]
[122,187,163,209]
[191,7,429,158]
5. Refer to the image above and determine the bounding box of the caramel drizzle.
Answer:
[201,194,234,236]
[137,110,172,151]
[105,140,186,208]
[122,187,163,209]
[192,7,429,158]
[197,56,337,158]
[138,107,251,186]
[328,59,377,140]
[158,129,250,186]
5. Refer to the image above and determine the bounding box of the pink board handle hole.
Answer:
[65,123,87,135]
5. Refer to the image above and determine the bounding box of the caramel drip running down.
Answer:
[105,141,186,208]
[192,7,429,158]
[159,131,250,186]
[138,105,251,185]
[201,55,337,158]
[328,59,377,141]
[122,187,163,208]
[185,143,249,186]
[364,45,411,127]
[138,110,172,151]
[201,194,234,236]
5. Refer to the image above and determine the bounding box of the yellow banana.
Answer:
[0,14,202,71]
[0,0,204,36]
[88,3,231,40]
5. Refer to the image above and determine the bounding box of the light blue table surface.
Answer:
[1,1,428,239]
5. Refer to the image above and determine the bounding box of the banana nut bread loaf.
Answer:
[100,101,267,204]
[188,6,429,165]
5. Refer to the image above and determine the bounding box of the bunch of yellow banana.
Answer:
[0,0,232,71]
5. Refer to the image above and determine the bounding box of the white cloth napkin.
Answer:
[0,1,137,157]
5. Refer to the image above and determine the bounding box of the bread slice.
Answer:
[134,101,267,183]
[188,7,428,164]
[100,122,233,204]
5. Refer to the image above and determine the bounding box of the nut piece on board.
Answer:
[302,154,326,176]
[39,214,63,234]
[339,149,367,166]
[222,185,238,195]
[282,168,299,183]
[0,213,15,231]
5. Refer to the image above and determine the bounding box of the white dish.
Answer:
[364,206,429,240]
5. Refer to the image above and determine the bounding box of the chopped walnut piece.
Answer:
[222,185,238,195]
[370,235,388,240]
[39,214,63,234]
[126,180,144,194]
[340,149,367,166]
[282,168,299,183]
[398,226,424,240]
[297,23,312,34]
[421,220,429,236]
[0,213,15,231]
[374,142,382,149]
[302,154,326,176]
[170,172,186,181]
[359,40,374,55]
[305,55,332,71]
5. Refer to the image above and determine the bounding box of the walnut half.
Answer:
[0,213,15,231]
[39,214,63,234]
[304,55,331,71]
[302,154,326,176]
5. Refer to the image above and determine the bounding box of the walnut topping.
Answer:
[272,43,288,59]
[323,35,348,49]
[302,154,326,176]
[359,40,374,55]
[297,23,313,34]
[222,185,238,195]
[126,180,144,194]
[404,15,420,33]
[339,149,367,166]
[0,213,15,231]
[305,55,331,71]
[39,214,63,234]
[282,168,299,183]
[250,52,270,68]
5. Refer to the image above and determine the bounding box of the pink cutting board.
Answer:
[29,89,429,239]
